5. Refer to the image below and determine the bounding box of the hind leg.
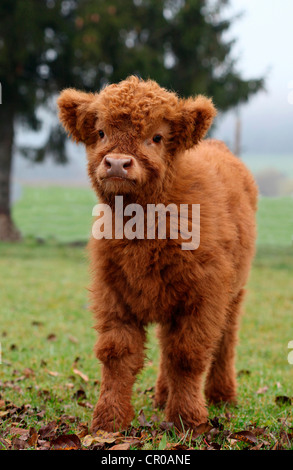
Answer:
[204,289,245,404]
[156,296,229,431]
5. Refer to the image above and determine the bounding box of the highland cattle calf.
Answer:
[58,76,257,432]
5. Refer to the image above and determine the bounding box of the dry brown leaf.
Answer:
[50,434,81,450]
[110,442,131,450]
[93,430,121,444]
[23,367,35,378]
[159,421,174,431]
[27,427,38,448]
[47,333,57,341]
[65,382,74,389]
[72,368,89,382]
[121,437,142,447]
[77,401,93,409]
[38,421,58,440]
[166,442,189,450]
[192,422,213,439]
[68,335,78,343]
[12,436,29,450]
[10,426,29,439]
[249,442,264,450]
[229,430,258,445]
[138,409,151,427]
[82,434,95,447]
[44,369,60,377]
[275,395,292,406]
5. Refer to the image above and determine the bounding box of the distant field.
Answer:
[13,186,96,243]
[242,154,293,178]
[12,185,293,246]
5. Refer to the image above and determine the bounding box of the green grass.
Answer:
[256,196,293,246]
[1,186,293,449]
[13,186,96,243]
[13,186,293,246]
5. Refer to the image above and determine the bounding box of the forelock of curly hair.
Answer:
[98,76,179,134]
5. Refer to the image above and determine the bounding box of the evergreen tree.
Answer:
[0,0,263,240]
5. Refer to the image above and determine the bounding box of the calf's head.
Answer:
[58,76,216,202]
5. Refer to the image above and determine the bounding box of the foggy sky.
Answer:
[214,0,293,154]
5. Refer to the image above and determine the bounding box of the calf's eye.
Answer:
[153,134,162,143]
[99,130,105,139]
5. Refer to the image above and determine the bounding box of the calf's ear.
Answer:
[57,88,98,144]
[171,96,217,151]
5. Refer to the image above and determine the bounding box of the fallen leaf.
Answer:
[77,401,93,409]
[72,389,87,401]
[31,320,44,327]
[159,421,174,432]
[166,442,189,450]
[256,386,269,394]
[82,434,95,447]
[12,436,29,450]
[50,434,81,450]
[275,395,292,406]
[44,369,60,377]
[65,382,74,389]
[68,335,78,344]
[47,333,57,341]
[76,423,89,439]
[150,414,160,423]
[10,426,29,439]
[138,409,151,427]
[207,441,221,450]
[249,442,264,450]
[110,442,131,450]
[38,421,57,440]
[27,427,38,448]
[37,440,51,450]
[36,409,46,419]
[121,437,142,447]
[72,368,89,382]
[192,422,213,439]
[229,430,258,445]
[93,430,121,444]
[237,369,251,377]
[209,416,224,431]
[23,368,35,378]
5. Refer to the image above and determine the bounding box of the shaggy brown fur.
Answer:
[58,76,258,432]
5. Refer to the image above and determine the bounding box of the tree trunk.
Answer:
[0,105,21,241]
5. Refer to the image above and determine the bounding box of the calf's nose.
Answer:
[104,156,133,178]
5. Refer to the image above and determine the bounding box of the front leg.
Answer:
[91,322,146,432]
[158,299,227,431]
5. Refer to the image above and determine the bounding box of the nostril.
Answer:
[123,158,132,169]
[104,157,112,168]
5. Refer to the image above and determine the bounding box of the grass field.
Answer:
[0,186,293,450]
